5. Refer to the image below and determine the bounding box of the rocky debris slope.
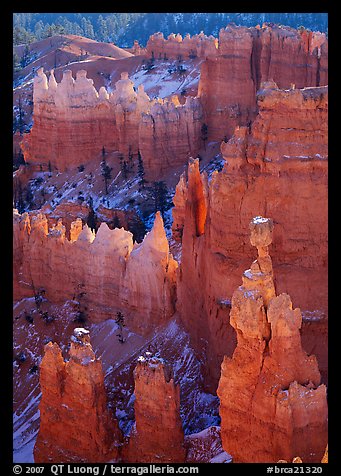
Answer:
[184,426,231,463]
[175,83,328,390]
[34,328,122,462]
[217,217,328,462]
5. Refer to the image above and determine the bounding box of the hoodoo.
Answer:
[34,328,122,462]
[124,353,186,462]
[217,217,328,462]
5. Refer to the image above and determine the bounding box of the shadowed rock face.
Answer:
[21,69,203,180]
[217,217,328,463]
[34,328,122,463]
[123,353,186,463]
[13,210,177,335]
[175,84,328,391]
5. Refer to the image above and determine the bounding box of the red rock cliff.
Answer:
[198,23,328,142]
[217,217,328,463]
[176,84,328,390]
[124,353,186,462]
[34,328,122,462]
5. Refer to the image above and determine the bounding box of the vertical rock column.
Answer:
[124,353,186,462]
[34,328,122,463]
[217,217,328,463]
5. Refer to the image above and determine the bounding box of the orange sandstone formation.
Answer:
[176,84,328,389]
[30,201,145,242]
[198,23,328,141]
[34,328,122,462]
[124,353,186,462]
[217,217,328,463]
[128,40,147,56]
[13,211,177,334]
[21,68,203,180]
[321,445,328,463]
[146,31,218,60]
[198,24,257,141]
[218,84,328,313]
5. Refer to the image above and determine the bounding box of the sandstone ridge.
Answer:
[21,68,203,179]
[13,210,177,335]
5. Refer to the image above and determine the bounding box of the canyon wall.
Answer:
[21,68,203,180]
[198,23,328,141]
[176,84,328,390]
[217,217,328,463]
[124,353,186,462]
[21,24,327,178]
[13,210,177,335]
[34,328,122,462]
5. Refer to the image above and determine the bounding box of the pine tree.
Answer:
[201,123,208,150]
[100,147,112,195]
[20,44,31,68]
[137,150,146,190]
[13,51,20,75]
[14,179,25,213]
[128,145,134,173]
[122,160,129,180]
[112,214,120,229]
[150,181,170,220]
[86,196,97,232]
[81,17,95,39]
[16,94,26,134]
[115,311,126,343]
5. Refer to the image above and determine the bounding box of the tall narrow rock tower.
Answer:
[124,353,186,462]
[217,217,328,462]
[34,328,122,462]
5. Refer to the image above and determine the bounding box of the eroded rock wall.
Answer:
[13,211,177,335]
[198,23,328,142]
[146,32,218,60]
[21,69,203,180]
